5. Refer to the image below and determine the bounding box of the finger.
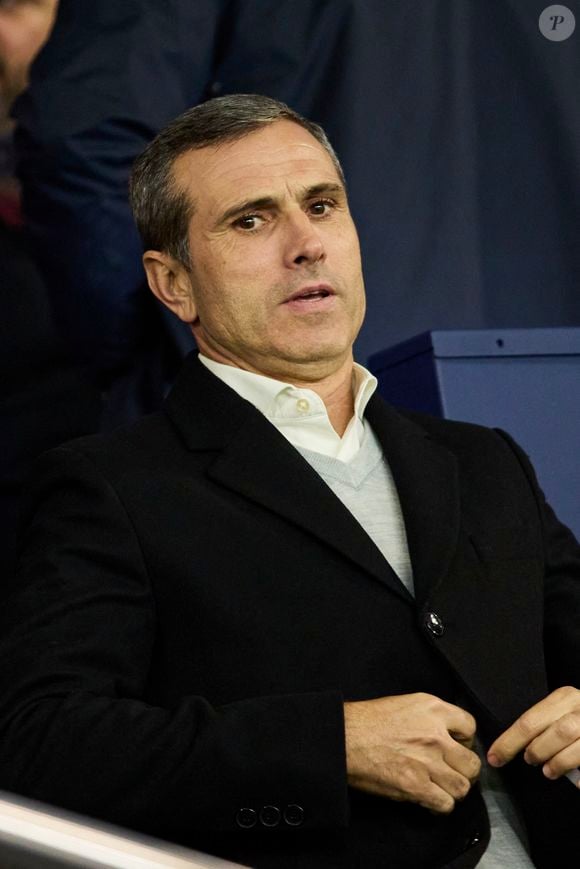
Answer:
[488,689,579,766]
[540,738,580,781]
[429,762,473,803]
[488,723,538,767]
[385,764,455,815]
[417,780,456,815]
[383,758,455,813]
[443,741,481,783]
[454,734,475,750]
[435,699,477,743]
[523,710,580,768]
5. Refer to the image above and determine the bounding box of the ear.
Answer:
[143,250,197,323]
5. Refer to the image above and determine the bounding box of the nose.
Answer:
[282,210,325,269]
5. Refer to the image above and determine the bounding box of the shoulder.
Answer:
[366,396,538,505]
[368,393,521,460]
[398,405,513,451]
[30,410,182,487]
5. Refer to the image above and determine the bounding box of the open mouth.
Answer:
[286,285,334,303]
[297,289,331,300]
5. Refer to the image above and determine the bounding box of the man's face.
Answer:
[169,119,366,381]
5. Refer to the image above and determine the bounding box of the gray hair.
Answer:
[129,93,344,267]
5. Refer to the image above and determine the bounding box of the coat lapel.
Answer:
[165,354,411,600]
[365,395,461,606]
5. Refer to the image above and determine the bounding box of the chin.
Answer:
[273,342,352,370]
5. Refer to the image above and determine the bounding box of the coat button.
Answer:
[259,805,281,827]
[283,804,304,826]
[467,833,482,848]
[236,807,257,829]
[424,611,445,637]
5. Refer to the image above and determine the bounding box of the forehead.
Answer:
[171,120,341,212]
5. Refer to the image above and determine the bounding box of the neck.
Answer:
[285,359,355,437]
[196,341,356,437]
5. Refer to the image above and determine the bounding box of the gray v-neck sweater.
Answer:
[296,424,414,595]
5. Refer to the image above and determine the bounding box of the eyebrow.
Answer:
[217,196,277,227]
[215,182,346,228]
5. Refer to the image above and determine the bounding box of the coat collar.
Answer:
[165,353,459,604]
[364,396,461,605]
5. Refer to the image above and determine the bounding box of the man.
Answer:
[0,94,578,868]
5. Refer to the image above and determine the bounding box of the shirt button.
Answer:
[235,807,257,829]
[283,804,304,826]
[296,398,310,413]
[424,611,445,637]
[259,805,281,827]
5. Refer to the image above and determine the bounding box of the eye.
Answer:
[308,198,335,217]
[233,213,265,231]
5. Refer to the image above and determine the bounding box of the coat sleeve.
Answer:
[495,429,580,690]
[0,445,349,841]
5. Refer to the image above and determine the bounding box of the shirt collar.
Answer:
[198,354,377,424]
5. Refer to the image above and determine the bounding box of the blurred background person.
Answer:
[11,0,353,426]
[0,0,100,598]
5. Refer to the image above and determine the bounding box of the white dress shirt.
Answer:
[199,354,377,463]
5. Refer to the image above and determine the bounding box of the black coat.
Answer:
[0,353,578,868]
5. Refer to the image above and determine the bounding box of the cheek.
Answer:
[195,280,258,338]
[230,230,280,267]
[203,235,272,287]
[214,249,278,307]
[340,230,363,267]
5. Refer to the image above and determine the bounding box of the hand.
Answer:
[344,693,481,814]
[487,686,580,784]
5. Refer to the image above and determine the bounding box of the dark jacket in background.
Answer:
[0,220,101,597]
[13,0,348,421]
